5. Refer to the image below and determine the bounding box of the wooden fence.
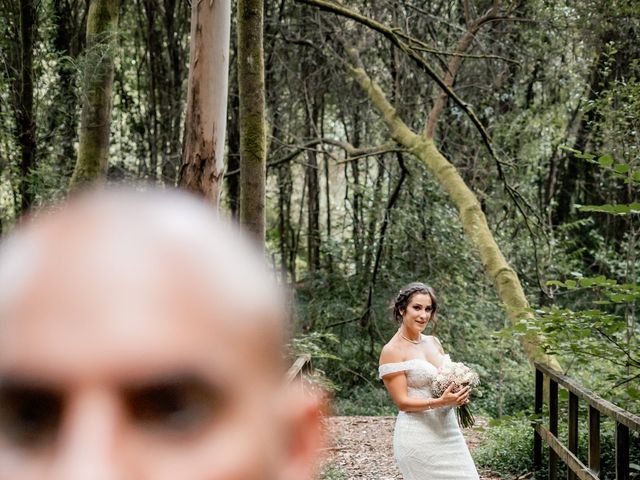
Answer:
[533,362,640,480]
[285,353,312,383]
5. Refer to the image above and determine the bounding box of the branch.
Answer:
[336,145,408,164]
[426,0,502,137]
[293,0,501,168]
[296,0,553,299]
[224,138,399,176]
[612,372,640,389]
[360,151,409,326]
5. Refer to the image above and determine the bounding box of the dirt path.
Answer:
[321,416,500,479]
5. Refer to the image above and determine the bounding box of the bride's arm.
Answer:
[382,373,467,412]
[379,347,468,412]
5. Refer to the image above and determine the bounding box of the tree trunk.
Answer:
[69,0,120,190]
[179,0,231,205]
[161,0,189,186]
[277,162,294,281]
[350,63,560,368]
[51,0,84,174]
[349,113,364,276]
[237,0,266,242]
[226,76,241,219]
[322,109,333,273]
[8,0,37,213]
[305,97,321,274]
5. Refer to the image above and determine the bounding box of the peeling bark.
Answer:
[179,0,231,205]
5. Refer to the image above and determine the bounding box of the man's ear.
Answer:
[279,381,328,480]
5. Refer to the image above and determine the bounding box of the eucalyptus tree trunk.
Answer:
[179,0,231,204]
[69,0,120,190]
[237,0,266,242]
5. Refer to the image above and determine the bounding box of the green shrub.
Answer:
[333,384,397,416]
[472,416,540,479]
[473,412,640,480]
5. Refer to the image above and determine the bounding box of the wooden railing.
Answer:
[285,353,312,383]
[533,362,640,480]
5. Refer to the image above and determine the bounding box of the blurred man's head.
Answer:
[0,188,323,480]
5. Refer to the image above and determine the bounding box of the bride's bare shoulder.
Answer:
[425,335,445,354]
[379,338,404,365]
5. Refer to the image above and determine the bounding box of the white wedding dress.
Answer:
[379,357,480,480]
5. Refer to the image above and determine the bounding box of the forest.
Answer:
[0,0,638,478]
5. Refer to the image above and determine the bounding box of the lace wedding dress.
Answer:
[379,357,480,480]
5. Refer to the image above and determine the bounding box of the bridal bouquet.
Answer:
[431,362,480,428]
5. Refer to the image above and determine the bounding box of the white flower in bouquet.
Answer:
[432,361,480,428]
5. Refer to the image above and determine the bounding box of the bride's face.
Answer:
[401,293,433,333]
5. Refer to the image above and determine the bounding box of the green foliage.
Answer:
[290,169,536,418]
[561,147,640,215]
[506,269,639,409]
[332,384,396,417]
[474,415,640,480]
[472,416,537,479]
[577,203,640,215]
[289,331,341,362]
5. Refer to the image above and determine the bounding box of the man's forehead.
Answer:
[0,189,287,368]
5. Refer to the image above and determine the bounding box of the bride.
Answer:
[379,282,480,480]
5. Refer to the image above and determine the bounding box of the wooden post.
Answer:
[568,392,579,480]
[588,405,600,475]
[532,362,639,480]
[615,422,629,480]
[549,379,558,480]
[534,367,543,470]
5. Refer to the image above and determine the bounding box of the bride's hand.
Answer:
[439,384,470,407]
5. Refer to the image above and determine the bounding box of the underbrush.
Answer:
[332,384,397,416]
[473,414,640,480]
[472,416,539,479]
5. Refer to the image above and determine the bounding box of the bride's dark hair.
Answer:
[390,282,438,331]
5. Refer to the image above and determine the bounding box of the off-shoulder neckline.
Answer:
[379,355,449,371]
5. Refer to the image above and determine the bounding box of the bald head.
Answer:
[0,188,287,368]
[0,188,322,480]
[1,188,284,333]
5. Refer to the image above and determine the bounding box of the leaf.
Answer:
[598,154,614,167]
[577,203,635,215]
[579,277,595,287]
[593,275,608,285]
[613,163,630,174]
